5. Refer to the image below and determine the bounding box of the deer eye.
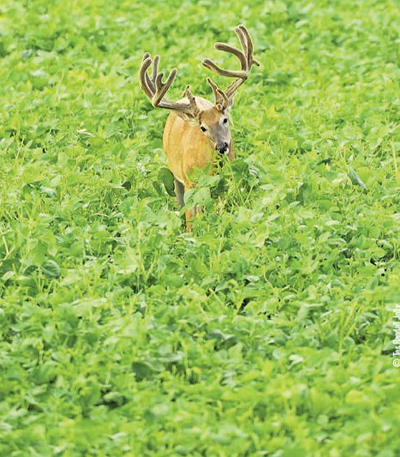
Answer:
[223,118,228,124]
[200,126,207,132]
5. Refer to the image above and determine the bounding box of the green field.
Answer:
[1,0,400,455]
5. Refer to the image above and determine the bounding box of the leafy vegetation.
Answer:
[1,0,399,455]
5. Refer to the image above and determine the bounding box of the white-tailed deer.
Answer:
[139,25,259,230]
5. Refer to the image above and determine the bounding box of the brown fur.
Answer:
[163,97,234,186]
[163,97,234,231]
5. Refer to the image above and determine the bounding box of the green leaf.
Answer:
[158,167,175,196]
[184,186,212,208]
[41,260,61,278]
[348,167,368,191]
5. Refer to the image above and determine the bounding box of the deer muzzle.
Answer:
[216,141,229,155]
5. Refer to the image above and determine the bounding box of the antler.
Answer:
[139,53,200,119]
[202,25,260,110]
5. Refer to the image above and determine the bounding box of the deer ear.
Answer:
[174,111,200,126]
[224,97,234,115]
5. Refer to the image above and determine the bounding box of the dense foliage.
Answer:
[1,0,399,455]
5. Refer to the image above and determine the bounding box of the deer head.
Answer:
[139,25,259,155]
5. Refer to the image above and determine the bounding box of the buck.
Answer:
[139,25,259,230]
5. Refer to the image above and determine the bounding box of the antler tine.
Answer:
[202,25,260,105]
[150,54,160,89]
[140,54,154,99]
[214,42,247,70]
[206,77,228,111]
[184,85,200,118]
[153,68,177,106]
[202,58,247,79]
[237,25,260,67]
[139,53,199,116]
[234,26,248,63]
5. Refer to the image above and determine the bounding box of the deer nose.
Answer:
[216,142,229,154]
